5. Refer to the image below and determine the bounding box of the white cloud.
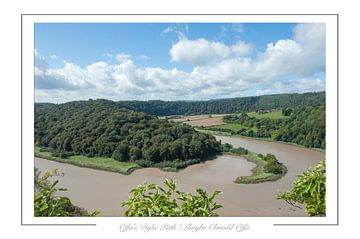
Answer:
[254,23,325,79]
[170,38,252,65]
[35,23,325,102]
[255,77,325,96]
[231,41,253,56]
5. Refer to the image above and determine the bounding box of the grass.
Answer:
[209,123,258,132]
[247,110,289,120]
[209,123,243,131]
[225,151,287,184]
[195,128,232,136]
[35,147,140,175]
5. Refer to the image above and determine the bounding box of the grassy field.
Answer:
[35,147,140,175]
[209,123,243,131]
[247,110,288,119]
[228,152,287,184]
[208,123,258,132]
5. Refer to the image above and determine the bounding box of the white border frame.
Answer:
[21,14,338,230]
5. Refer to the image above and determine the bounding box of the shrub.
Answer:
[230,147,248,155]
[264,158,283,174]
[121,179,222,217]
[263,153,276,161]
[221,143,233,152]
[277,161,326,216]
[34,168,99,217]
[51,150,74,159]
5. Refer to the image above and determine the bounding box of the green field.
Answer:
[210,123,244,131]
[247,110,288,119]
[35,147,140,174]
[207,123,258,133]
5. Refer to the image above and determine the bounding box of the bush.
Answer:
[277,161,326,216]
[264,158,283,174]
[121,179,222,216]
[134,159,153,167]
[221,143,233,152]
[263,153,276,161]
[51,150,74,159]
[230,147,248,155]
[34,168,99,217]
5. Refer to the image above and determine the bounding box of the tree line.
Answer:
[117,91,325,116]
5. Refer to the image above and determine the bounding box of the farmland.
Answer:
[171,114,227,127]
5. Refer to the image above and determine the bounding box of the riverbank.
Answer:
[36,142,287,184]
[35,147,217,175]
[197,128,325,154]
[35,147,140,175]
[35,134,324,216]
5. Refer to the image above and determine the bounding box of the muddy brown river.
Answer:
[35,135,325,216]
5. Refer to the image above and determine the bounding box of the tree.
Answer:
[282,108,292,116]
[129,146,142,161]
[63,138,72,151]
[277,161,326,216]
[112,143,130,161]
[121,179,222,217]
[144,145,161,162]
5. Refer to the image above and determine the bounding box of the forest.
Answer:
[218,106,325,149]
[35,91,325,168]
[34,100,221,168]
[117,91,325,116]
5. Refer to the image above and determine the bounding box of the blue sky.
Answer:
[35,23,325,103]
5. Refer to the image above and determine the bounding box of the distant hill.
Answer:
[116,91,325,116]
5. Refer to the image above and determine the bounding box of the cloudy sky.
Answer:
[35,23,325,103]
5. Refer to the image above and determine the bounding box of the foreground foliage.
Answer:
[277,161,326,216]
[34,168,99,217]
[122,179,222,216]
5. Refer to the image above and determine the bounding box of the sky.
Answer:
[34,23,325,103]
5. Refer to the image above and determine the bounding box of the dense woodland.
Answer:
[221,106,325,149]
[118,91,325,116]
[35,100,221,168]
[35,91,325,165]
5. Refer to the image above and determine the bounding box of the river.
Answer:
[34,135,324,216]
